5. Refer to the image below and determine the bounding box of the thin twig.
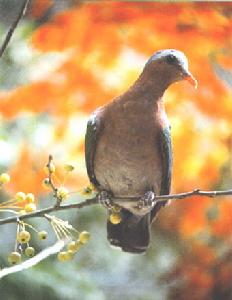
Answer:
[0,197,98,226]
[1,188,232,226]
[47,155,57,193]
[46,154,61,208]
[0,0,31,58]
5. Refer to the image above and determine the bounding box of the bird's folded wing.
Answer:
[85,111,102,188]
[150,126,172,221]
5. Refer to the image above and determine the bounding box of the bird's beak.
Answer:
[183,71,198,89]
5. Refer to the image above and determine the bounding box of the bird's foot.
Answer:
[97,191,114,209]
[137,191,156,210]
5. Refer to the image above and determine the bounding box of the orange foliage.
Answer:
[177,196,211,238]
[1,2,231,122]
[8,147,46,195]
[211,200,232,237]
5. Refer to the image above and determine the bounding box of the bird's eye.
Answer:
[166,54,177,64]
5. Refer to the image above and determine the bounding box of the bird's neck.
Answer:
[127,70,170,104]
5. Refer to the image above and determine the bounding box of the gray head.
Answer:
[144,49,197,88]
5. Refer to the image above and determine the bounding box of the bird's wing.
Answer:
[150,125,172,221]
[160,125,172,195]
[85,111,102,188]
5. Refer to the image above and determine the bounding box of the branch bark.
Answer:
[1,188,232,226]
[0,0,31,58]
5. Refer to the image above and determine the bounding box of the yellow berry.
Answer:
[66,250,75,260]
[64,164,75,172]
[25,193,35,203]
[15,192,26,202]
[44,163,56,174]
[0,173,10,184]
[81,187,92,196]
[79,231,90,244]
[42,178,51,189]
[75,239,84,247]
[49,163,56,173]
[67,241,81,252]
[57,251,67,262]
[89,183,97,192]
[109,213,121,225]
[57,187,69,201]
[25,247,35,257]
[57,251,72,262]
[17,230,31,243]
[8,252,21,265]
[25,203,37,212]
[38,231,48,240]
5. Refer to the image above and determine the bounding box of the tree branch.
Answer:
[1,188,232,226]
[0,0,31,58]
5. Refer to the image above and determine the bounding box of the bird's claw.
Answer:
[137,191,156,210]
[98,191,114,209]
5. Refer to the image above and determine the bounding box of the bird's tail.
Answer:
[107,208,151,253]
[107,201,168,253]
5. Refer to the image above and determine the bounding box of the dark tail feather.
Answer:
[107,208,150,253]
[107,202,168,253]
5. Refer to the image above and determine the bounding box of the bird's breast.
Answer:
[94,104,164,201]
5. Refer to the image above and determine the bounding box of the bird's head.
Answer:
[145,49,197,89]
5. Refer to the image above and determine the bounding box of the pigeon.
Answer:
[85,49,197,253]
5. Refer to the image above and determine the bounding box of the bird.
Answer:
[85,49,197,254]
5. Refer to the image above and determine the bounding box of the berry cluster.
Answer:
[45,214,90,262]
[0,157,93,268]
[0,173,37,213]
[7,220,48,265]
[57,231,90,262]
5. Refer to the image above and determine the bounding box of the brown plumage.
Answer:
[85,49,197,253]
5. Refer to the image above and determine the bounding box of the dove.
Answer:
[85,49,197,253]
